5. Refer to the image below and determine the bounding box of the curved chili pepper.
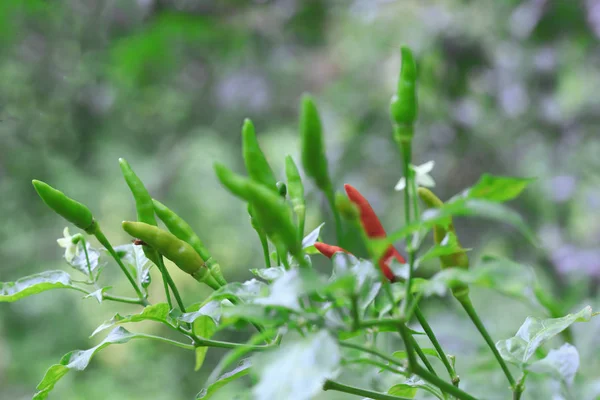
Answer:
[314,242,348,258]
[344,184,405,281]
[390,46,418,127]
[153,199,227,286]
[122,221,220,289]
[214,163,301,259]
[242,119,278,192]
[300,94,332,192]
[32,180,96,233]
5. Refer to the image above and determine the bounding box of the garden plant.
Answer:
[1,46,597,400]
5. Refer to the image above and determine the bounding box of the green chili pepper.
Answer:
[417,187,469,270]
[32,180,95,233]
[242,119,278,192]
[122,221,220,289]
[390,46,418,128]
[285,155,306,239]
[299,94,332,192]
[214,163,301,259]
[119,158,190,310]
[153,199,227,286]
[119,158,158,226]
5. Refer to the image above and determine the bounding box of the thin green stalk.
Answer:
[258,232,271,268]
[179,326,274,351]
[398,325,478,400]
[92,226,148,305]
[412,335,437,375]
[78,236,94,281]
[351,295,360,331]
[133,332,195,350]
[513,373,527,400]
[102,293,149,305]
[342,358,405,375]
[339,341,405,368]
[323,380,411,400]
[156,256,186,312]
[155,258,173,310]
[325,187,344,247]
[457,294,516,389]
[70,286,148,305]
[297,206,306,243]
[415,307,460,386]
[398,138,415,318]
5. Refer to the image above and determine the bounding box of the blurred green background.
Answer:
[1,1,599,399]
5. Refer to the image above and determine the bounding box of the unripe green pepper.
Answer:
[390,46,418,128]
[32,180,95,233]
[122,221,219,289]
[242,119,278,192]
[153,199,227,286]
[300,94,332,192]
[285,155,306,239]
[214,163,301,258]
[417,187,469,270]
[118,158,158,226]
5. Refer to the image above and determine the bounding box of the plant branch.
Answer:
[323,380,411,400]
[92,226,148,305]
[339,341,405,369]
[415,307,460,386]
[398,325,478,400]
[156,256,186,312]
[456,294,516,389]
[325,186,344,247]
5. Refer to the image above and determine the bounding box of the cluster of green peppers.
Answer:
[31,45,470,303]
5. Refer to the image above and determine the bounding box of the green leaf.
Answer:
[302,223,325,249]
[0,270,80,302]
[388,383,417,399]
[115,244,153,293]
[208,279,268,303]
[383,198,537,248]
[467,174,535,202]
[387,384,417,398]
[91,303,173,337]
[419,232,470,264]
[194,315,217,371]
[196,358,252,399]
[83,286,111,304]
[250,266,286,282]
[393,348,440,360]
[527,343,579,386]
[424,256,537,301]
[68,242,101,279]
[253,269,326,311]
[252,330,340,400]
[34,327,172,400]
[388,376,444,399]
[496,306,593,366]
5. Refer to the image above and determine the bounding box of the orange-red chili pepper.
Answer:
[314,242,348,258]
[343,184,405,281]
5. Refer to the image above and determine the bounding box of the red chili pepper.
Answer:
[344,184,406,281]
[314,240,399,282]
[314,242,348,258]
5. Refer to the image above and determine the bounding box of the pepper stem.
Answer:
[92,225,148,305]
[456,293,516,390]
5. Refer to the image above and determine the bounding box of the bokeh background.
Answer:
[1,1,599,399]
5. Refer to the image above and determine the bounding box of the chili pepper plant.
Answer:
[2,46,597,400]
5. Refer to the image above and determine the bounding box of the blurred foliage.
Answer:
[0,0,599,399]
